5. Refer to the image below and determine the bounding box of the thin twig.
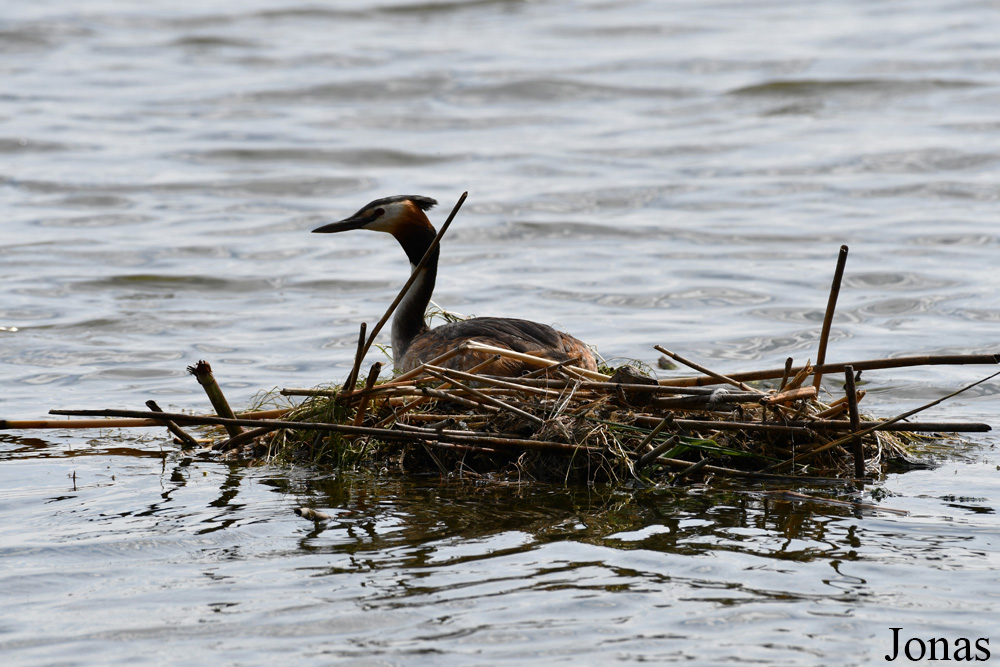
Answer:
[654,345,762,394]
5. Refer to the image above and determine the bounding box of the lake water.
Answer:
[2,1,999,664]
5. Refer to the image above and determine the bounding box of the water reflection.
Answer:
[1,431,997,662]
[278,470,888,565]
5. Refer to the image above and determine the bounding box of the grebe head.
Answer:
[312,195,437,237]
[312,195,442,365]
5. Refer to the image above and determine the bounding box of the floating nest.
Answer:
[196,342,995,486]
[21,344,995,487]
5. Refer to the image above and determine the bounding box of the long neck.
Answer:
[390,225,439,364]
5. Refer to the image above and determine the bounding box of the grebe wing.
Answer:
[400,317,597,373]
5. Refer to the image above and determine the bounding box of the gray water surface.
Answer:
[2,1,999,664]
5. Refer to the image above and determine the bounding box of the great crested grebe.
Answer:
[312,195,597,375]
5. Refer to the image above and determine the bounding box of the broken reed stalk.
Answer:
[659,353,1000,388]
[358,192,468,365]
[2,417,167,430]
[491,378,720,395]
[638,434,681,468]
[779,357,793,391]
[351,362,383,432]
[411,388,494,411]
[633,415,675,455]
[843,365,865,479]
[760,386,818,405]
[813,245,849,390]
[787,419,988,433]
[784,361,814,391]
[343,322,367,396]
[814,391,864,419]
[217,426,276,452]
[187,360,242,438]
[146,400,200,448]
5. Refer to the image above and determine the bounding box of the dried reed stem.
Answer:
[813,245,849,390]
[351,362,383,432]
[1,408,290,431]
[761,386,817,405]
[343,322,367,395]
[521,356,584,378]
[49,408,433,441]
[638,435,680,468]
[659,353,1000,388]
[654,345,761,393]
[843,365,865,478]
[779,357,793,391]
